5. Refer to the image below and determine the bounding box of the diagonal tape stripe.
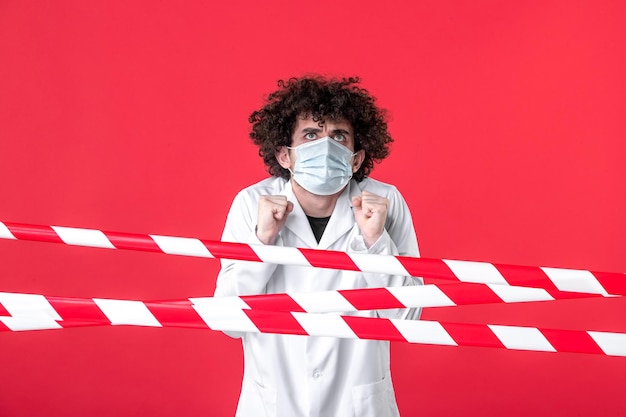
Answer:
[52,226,116,249]
[441,322,505,348]
[540,328,604,355]
[47,297,110,324]
[202,239,261,262]
[438,282,502,305]
[299,248,360,271]
[541,267,609,296]
[494,263,560,292]
[488,325,556,352]
[292,312,357,338]
[397,257,456,280]
[0,302,10,316]
[349,252,409,275]
[0,292,62,331]
[0,221,16,239]
[104,231,162,252]
[392,319,458,345]
[443,260,508,285]
[93,299,161,327]
[250,245,310,266]
[591,271,626,296]
[343,316,407,342]
[487,284,554,303]
[5,222,63,243]
[289,291,358,313]
[339,287,406,310]
[587,332,626,356]
[244,310,308,335]
[386,285,456,308]
[150,235,213,257]
[241,293,305,313]
[146,300,208,328]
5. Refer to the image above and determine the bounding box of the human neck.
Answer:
[291,180,342,218]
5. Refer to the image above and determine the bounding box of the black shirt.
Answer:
[306,215,331,243]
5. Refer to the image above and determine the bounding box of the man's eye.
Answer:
[333,133,346,142]
[304,132,317,140]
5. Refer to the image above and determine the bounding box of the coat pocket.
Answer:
[236,378,277,417]
[352,377,400,417]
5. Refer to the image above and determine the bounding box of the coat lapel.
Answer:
[283,181,318,248]
[318,181,360,249]
[283,180,362,249]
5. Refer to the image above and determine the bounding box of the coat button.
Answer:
[313,369,322,379]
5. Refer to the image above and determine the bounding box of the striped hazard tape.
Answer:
[1,220,624,356]
[0,292,624,356]
[1,220,625,295]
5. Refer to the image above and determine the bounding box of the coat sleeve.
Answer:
[214,189,281,297]
[348,185,422,320]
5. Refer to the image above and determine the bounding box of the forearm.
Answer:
[348,228,423,320]
[214,231,281,297]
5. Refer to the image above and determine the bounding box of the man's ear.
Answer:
[352,149,365,173]
[275,146,291,169]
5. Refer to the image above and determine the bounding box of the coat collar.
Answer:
[283,180,362,249]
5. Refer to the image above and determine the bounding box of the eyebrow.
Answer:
[299,127,352,136]
[330,128,351,136]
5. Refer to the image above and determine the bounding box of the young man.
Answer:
[215,76,421,417]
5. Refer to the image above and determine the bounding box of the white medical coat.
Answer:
[215,176,421,417]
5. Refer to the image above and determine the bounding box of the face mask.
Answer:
[287,137,356,195]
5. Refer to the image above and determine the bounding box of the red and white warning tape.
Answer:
[0,281,606,324]
[2,220,624,355]
[1,220,625,295]
[1,292,624,356]
[201,282,606,313]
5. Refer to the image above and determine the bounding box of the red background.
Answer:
[1,1,625,416]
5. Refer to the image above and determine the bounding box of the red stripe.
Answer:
[396,257,457,280]
[545,288,603,300]
[0,299,10,331]
[299,248,360,271]
[343,316,407,342]
[146,301,209,328]
[494,264,560,291]
[244,310,308,335]
[202,239,262,262]
[0,302,10,316]
[0,320,10,331]
[47,297,111,324]
[592,271,626,296]
[439,283,503,305]
[440,322,505,348]
[540,328,605,354]
[58,320,107,329]
[4,222,64,243]
[339,288,405,310]
[240,294,305,312]
[104,231,162,252]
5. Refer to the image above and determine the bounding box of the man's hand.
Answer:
[352,191,389,248]
[256,195,294,245]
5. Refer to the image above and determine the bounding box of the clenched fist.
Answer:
[352,191,389,248]
[256,195,294,245]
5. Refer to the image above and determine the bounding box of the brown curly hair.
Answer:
[249,75,393,182]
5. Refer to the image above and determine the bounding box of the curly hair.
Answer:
[248,75,393,182]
